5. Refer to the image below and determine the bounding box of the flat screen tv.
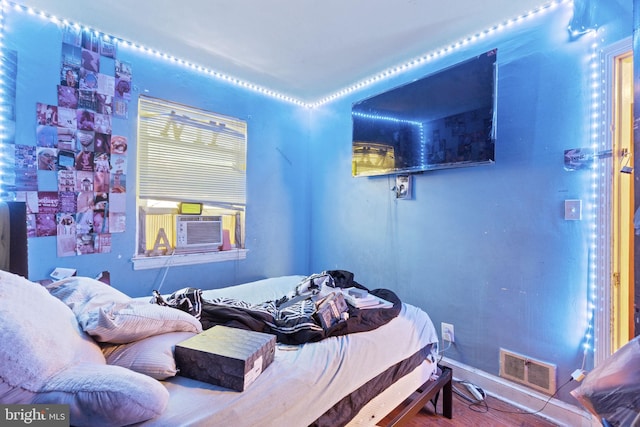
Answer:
[352,49,497,177]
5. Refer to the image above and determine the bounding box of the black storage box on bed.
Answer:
[175,325,276,392]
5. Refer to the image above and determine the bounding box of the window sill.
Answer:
[132,249,247,270]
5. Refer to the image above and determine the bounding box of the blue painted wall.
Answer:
[5,0,633,405]
[6,11,312,297]
[308,0,632,402]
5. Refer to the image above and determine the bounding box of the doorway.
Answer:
[610,49,634,352]
[597,39,636,364]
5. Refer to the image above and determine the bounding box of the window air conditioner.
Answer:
[175,215,223,253]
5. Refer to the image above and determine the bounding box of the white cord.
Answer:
[155,250,176,293]
[437,338,452,363]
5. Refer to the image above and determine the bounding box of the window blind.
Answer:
[137,96,247,207]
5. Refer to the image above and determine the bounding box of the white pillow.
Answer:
[102,331,197,379]
[0,270,168,426]
[80,300,203,343]
[34,364,168,426]
[0,271,105,393]
[45,275,131,312]
[46,276,202,343]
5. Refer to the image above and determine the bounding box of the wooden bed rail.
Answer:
[384,364,453,426]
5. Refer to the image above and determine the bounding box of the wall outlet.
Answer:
[441,322,455,343]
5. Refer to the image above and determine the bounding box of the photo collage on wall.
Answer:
[15,25,133,257]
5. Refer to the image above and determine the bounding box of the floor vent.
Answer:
[499,349,557,395]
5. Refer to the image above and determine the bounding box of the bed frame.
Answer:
[0,201,28,278]
[384,365,453,426]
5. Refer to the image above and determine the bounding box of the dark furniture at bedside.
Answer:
[385,365,453,426]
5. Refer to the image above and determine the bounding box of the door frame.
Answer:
[597,37,633,365]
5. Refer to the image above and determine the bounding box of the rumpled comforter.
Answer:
[157,270,401,345]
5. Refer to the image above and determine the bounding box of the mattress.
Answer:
[137,275,439,426]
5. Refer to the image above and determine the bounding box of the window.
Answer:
[133,96,247,269]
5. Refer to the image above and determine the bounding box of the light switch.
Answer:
[564,199,582,220]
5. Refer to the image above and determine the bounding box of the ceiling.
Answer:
[15,0,551,102]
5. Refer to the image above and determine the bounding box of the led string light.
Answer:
[311,0,572,107]
[351,111,426,159]
[5,0,572,109]
[2,0,308,107]
[582,33,604,365]
[0,2,6,201]
[351,110,421,126]
[121,40,307,106]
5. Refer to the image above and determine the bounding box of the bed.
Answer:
[0,201,452,426]
[1,271,451,426]
[137,275,448,426]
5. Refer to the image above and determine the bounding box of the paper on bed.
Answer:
[340,287,394,309]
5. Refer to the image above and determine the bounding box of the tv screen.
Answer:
[352,49,497,177]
